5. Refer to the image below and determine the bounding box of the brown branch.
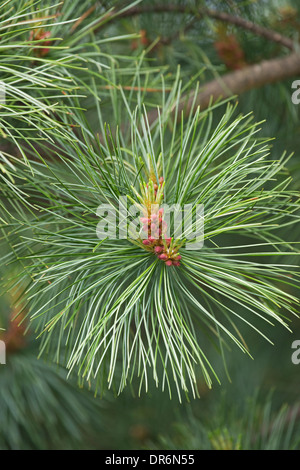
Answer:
[205,9,295,50]
[99,4,295,51]
[146,52,300,124]
[99,85,172,92]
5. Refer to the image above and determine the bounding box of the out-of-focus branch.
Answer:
[147,52,300,124]
[99,4,295,51]
[204,8,295,50]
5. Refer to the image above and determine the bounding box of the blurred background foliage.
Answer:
[1,0,300,450]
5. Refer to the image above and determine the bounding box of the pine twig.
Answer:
[99,4,295,51]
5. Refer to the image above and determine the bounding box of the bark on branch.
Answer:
[147,52,300,124]
[102,5,295,51]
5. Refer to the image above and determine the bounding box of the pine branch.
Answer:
[202,8,295,51]
[101,4,295,51]
[147,52,300,124]
[2,81,300,399]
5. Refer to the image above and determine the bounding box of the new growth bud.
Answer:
[137,173,181,266]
